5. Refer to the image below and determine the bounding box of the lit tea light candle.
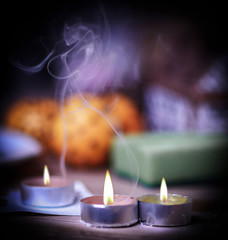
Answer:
[80,170,138,227]
[138,177,192,227]
[20,165,75,207]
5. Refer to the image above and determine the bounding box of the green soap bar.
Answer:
[110,133,228,186]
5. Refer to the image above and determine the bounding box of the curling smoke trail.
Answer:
[12,15,140,196]
[55,20,140,195]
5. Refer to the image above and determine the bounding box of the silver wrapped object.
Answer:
[80,195,138,227]
[20,177,75,207]
[138,194,192,227]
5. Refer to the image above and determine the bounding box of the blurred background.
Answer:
[1,0,228,177]
[2,0,228,126]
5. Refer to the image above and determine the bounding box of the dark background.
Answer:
[1,0,228,121]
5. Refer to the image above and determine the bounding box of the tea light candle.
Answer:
[20,165,75,207]
[138,177,192,227]
[80,170,138,227]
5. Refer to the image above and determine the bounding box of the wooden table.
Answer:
[0,153,227,239]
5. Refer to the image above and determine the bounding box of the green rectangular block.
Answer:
[110,133,228,186]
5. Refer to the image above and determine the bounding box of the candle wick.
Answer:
[161,196,168,203]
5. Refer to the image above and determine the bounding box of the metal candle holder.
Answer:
[138,194,192,227]
[20,176,75,207]
[80,195,138,227]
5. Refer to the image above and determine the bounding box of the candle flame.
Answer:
[43,165,50,185]
[103,170,114,205]
[160,177,168,202]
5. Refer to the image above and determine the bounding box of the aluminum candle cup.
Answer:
[20,177,75,207]
[80,195,138,227]
[138,194,192,227]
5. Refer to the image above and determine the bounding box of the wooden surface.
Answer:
[0,153,227,239]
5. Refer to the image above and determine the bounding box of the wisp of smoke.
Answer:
[11,16,140,196]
